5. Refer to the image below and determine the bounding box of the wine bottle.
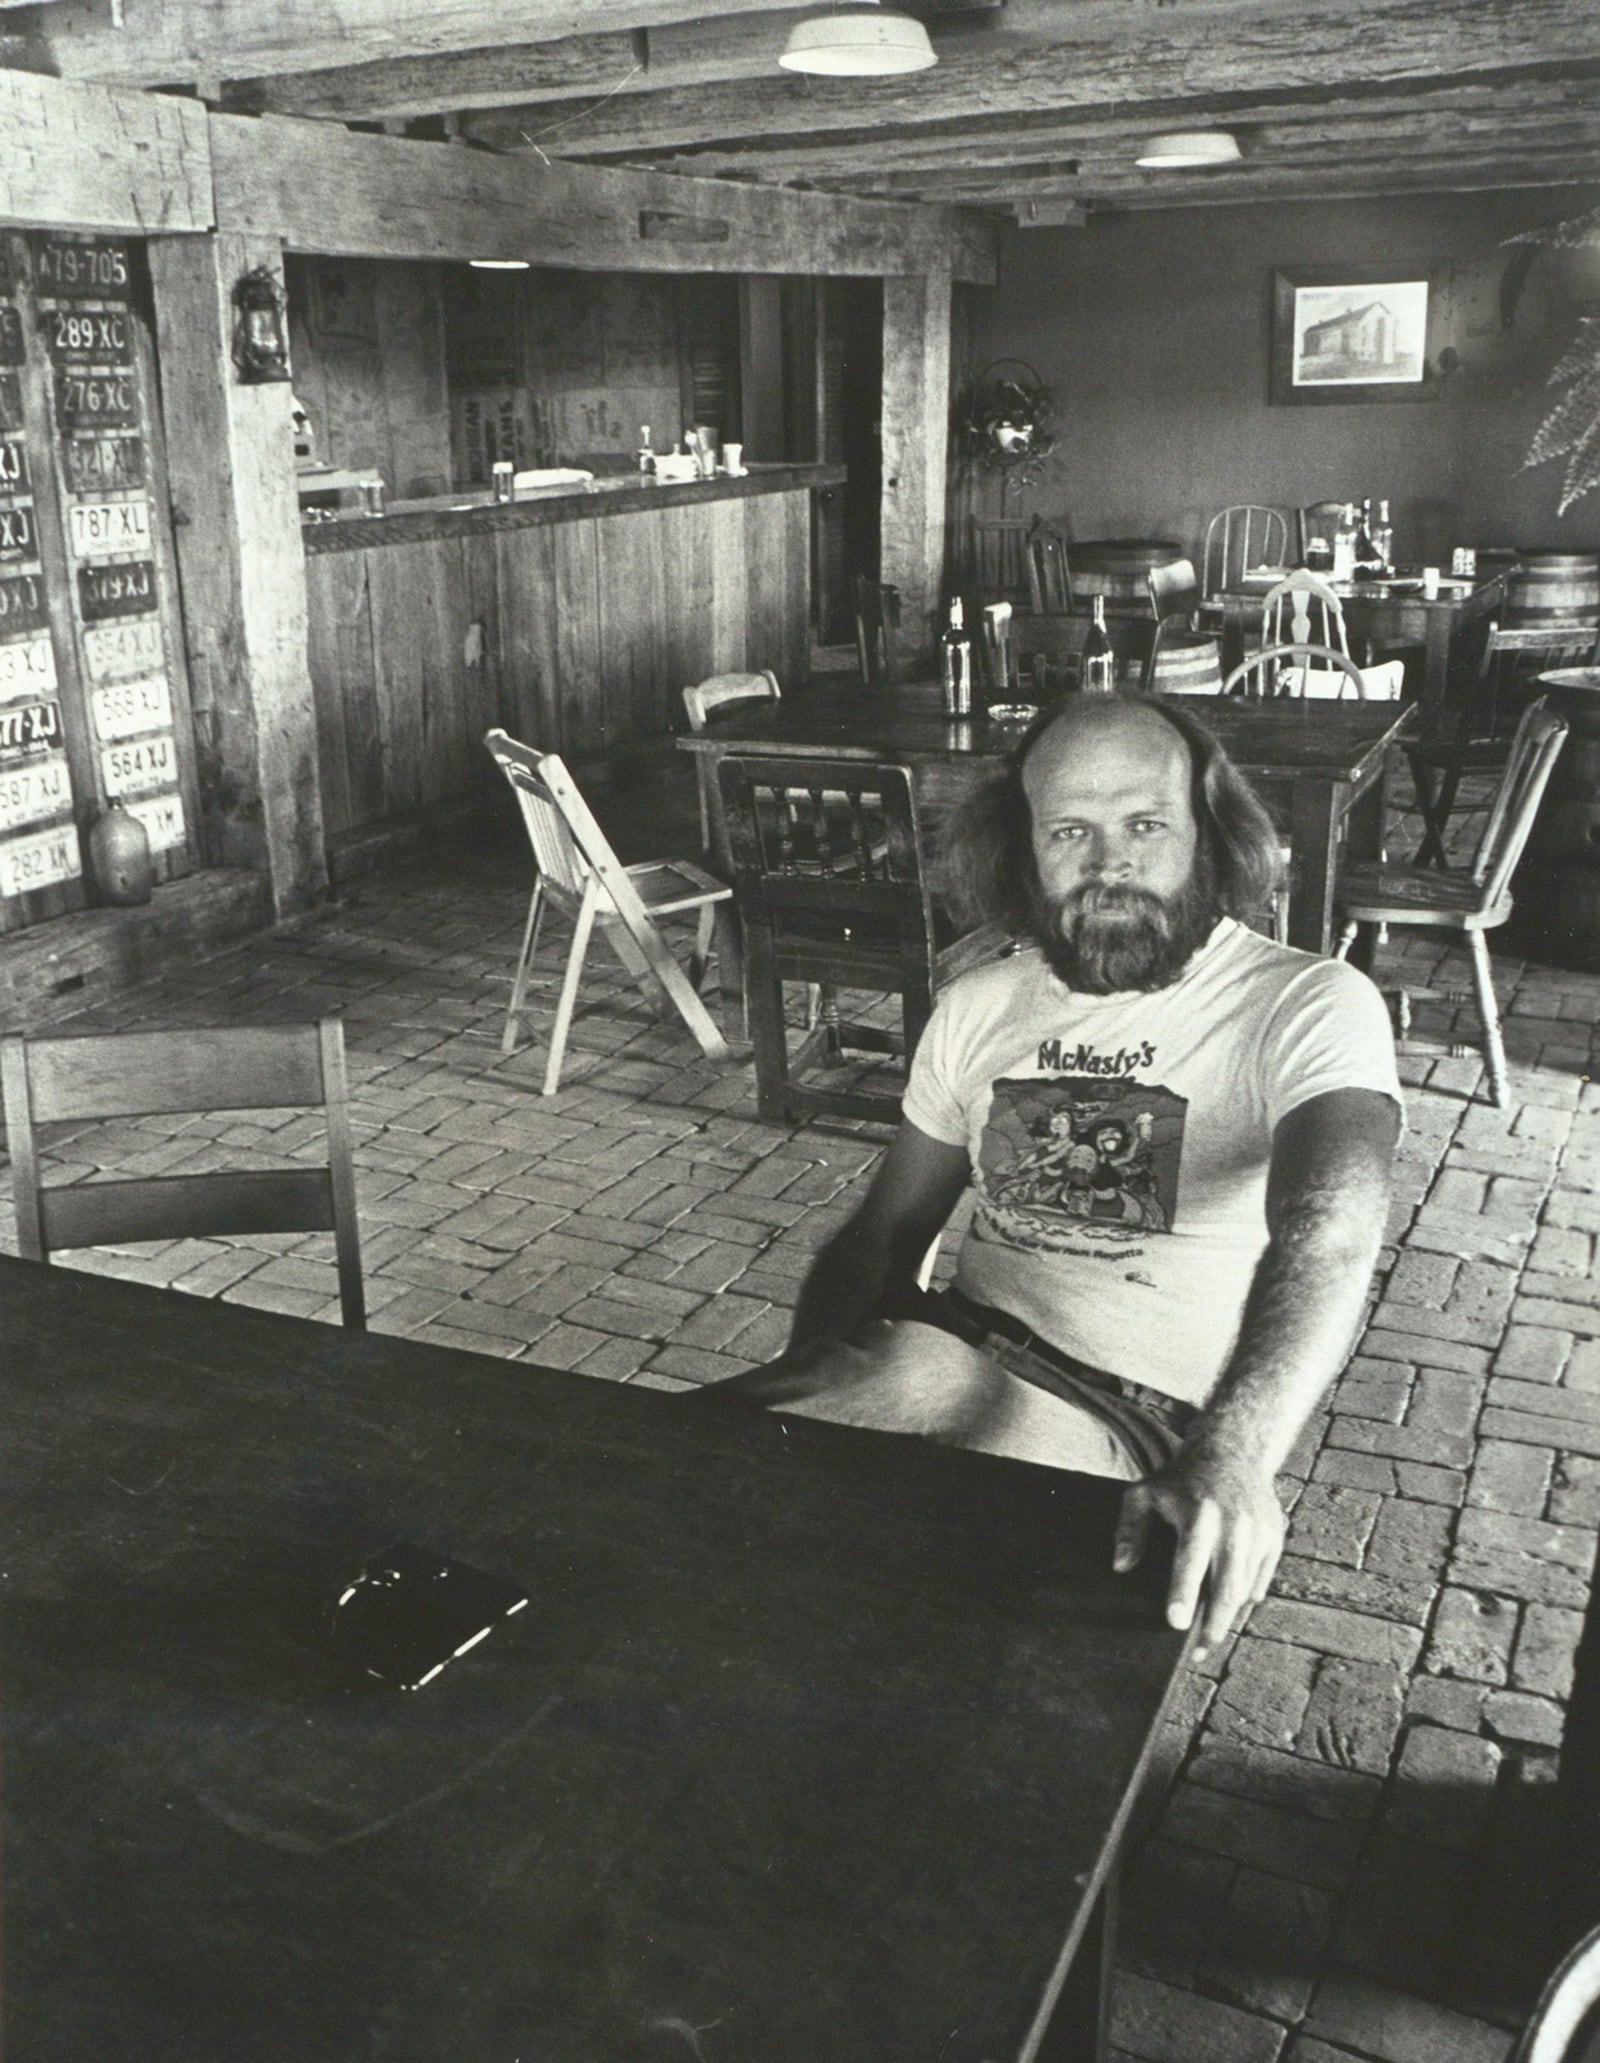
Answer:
[1373,498,1393,572]
[1354,498,1382,576]
[1080,595,1115,695]
[940,596,974,718]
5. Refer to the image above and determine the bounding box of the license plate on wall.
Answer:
[91,673,171,743]
[55,372,138,429]
[79,557,155,620]
[100,731,175,797]
[0,698,63,757]
[83,616,162,682]
[0,752,71,832]
[34,239,131,300]
[0,634,57,695]
[46,307,134,367]
[69,498,152,557]
[125,791,184,854]
[64,434,145,494]
[0,820,81,897]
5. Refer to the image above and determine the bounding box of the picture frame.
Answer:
[1270,267,1440,405]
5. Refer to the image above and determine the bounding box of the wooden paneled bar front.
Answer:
[301,464,839,841]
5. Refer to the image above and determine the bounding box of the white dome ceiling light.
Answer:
[1135,129,1243,170]
[779,2,938,77]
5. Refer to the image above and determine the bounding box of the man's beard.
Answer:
[1031,848,1221,994]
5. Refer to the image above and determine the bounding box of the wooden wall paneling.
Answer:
[492,522,560,753]
[783,486,812,689]
[0,232,88,933]
[552,519,602,760]
[364,540,430,816]
[596,506,669,748]
[707,496,748,675]
[0,75,212,237]
[740,491,786,682]
[660,496,719,703]
[419,533,472,808]
[302,551,357,839]
[458,531,504,794]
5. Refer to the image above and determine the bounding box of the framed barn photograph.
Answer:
[1270,268,1440,405]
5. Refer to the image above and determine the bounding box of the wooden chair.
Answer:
[0,1019,366,1328]
[1221,641,1373,700]
[1261,567,1348,651]
[715,753,1000,1125]
[1147,556,1204,625]
[967,514,1033,604]
[485,728,731,1096]
[681,670,782,852]
[1509,1923,1600,2063]
[1026,519,1073,613]
[1014,611,1093,702]
[1404,621,1597,867]
[1201,504,1291,601]
[854,576,901,686]
[1333,697,1568,1108]
[1296,500,1347,567]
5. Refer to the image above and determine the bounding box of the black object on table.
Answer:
[1,1254,1191,2062]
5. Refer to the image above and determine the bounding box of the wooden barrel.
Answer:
[1518,666,1600,969]
[1148,632,1224,697]
[1505,552,1600,626]
[1073,539,1181,616]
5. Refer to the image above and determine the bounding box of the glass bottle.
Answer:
[940,596,973,718]
[1080,595,1115,695]
[637,424,656,477]
[1372,498,1393,572]
[1331,504,1358,583]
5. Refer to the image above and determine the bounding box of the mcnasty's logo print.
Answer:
[975,1074,1187,1251]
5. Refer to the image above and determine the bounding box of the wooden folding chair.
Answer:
[485,729,732,1095]
[1,1019,366,1327]
[1334,698,1568,1108]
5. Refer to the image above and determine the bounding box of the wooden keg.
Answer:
[1504,552,1600,626]
[1072,539,1182,615]
[1518,666,1600,970]
[1147,632,1224,697]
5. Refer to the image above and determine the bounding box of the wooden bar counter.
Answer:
[301,463,842,842]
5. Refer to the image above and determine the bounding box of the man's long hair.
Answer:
[935,694,1286,938]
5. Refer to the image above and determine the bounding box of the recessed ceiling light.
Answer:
[469,258,531,270]
[1135,129,1242,170]
[780,2,937,77]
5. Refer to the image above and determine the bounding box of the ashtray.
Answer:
[987,702,1039,724]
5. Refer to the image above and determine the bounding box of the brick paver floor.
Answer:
[3,750,1597,2063]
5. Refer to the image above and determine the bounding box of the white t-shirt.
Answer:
[902,919,1402,1406]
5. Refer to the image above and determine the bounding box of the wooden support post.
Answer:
[147,234,328,916]
[880,268,951,669]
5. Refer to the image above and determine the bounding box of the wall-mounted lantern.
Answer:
[231,265,292,383]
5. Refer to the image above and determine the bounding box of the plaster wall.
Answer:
[965,186,1600,568]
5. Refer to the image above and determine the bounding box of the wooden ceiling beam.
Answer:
[0,0,802,91]
[461,0,1600,162]
[617,64,1600,186]
[968,150,1600,209]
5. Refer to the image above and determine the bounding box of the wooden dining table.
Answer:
[1,1254,1192,2063]
[1212,569,1506,717]
[679,681,1413,957]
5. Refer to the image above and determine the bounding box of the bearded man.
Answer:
[708,694,1401,1655]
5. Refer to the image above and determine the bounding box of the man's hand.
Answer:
[1113,1447,1286,1659]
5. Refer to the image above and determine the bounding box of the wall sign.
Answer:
[0,698,63,757]
[0,751,71,831]
[91,673,171,742]
[0,821,81,897]
[68,497,152,558]
[0,634,58,696]
[78,557,155,621]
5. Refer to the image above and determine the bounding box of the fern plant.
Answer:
[1512,204,1600,516]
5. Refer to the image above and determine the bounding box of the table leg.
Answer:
[1286,777,1342,958]
[1036,1857,1120,2062]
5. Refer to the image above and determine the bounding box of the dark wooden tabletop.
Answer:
[1,1256,1190,2063]
[677,680,1412,785]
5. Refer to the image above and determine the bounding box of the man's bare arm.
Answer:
[1115,1087,1400,1655]
[788,1121,971,1351]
